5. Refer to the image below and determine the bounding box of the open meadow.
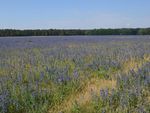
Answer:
[0,36,150,113]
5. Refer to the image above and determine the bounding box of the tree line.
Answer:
[0,28,150,36]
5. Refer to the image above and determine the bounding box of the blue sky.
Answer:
[0,0,150,29]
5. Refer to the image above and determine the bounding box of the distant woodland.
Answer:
[0,28,150,36]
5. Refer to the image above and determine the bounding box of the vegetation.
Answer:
[0,28,150,36]
[0,36,150,113]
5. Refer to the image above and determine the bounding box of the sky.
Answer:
[0,0,150,29]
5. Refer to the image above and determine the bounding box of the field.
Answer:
[0,36,150,113]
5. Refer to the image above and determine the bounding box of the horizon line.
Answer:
[0,27,150,30]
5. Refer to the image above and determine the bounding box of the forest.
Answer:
[0,28,150,36]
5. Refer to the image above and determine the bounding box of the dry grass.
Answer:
[48,55,150,113]
[48,78,116,113]
[144,54,150,62]
[122,54,150,73]
[123,58,143,73]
